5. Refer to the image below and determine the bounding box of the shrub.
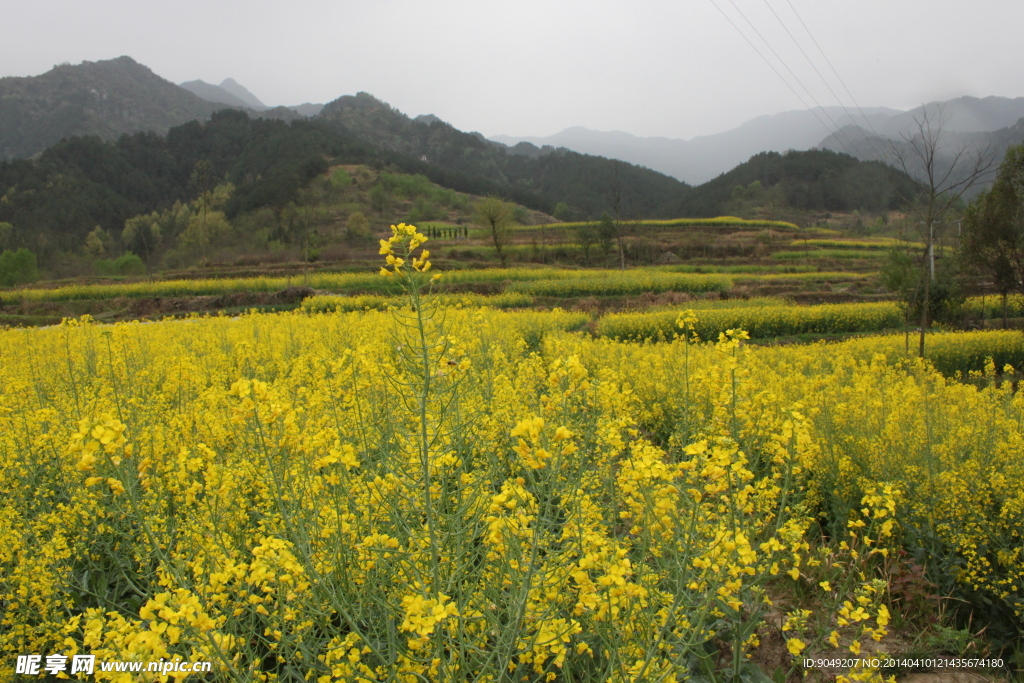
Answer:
[0,248,39,287]
[94,253,147,277]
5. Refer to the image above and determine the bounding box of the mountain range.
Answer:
[3,56,1022,199]
[0,108,918,265]
[0,57,321,160]
[0,57,228,159]
[0,54,1011,260]
[180,77,265,110]
[180,77,325,117]
[492,97,1024,185]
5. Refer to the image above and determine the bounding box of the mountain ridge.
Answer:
[217,77,266,110]
[0,56,225,159]
[0,57,315,160]
[314,91,687,218]
[492,97,1024,185]
[4,54,1022,193]
[180,79,254,109]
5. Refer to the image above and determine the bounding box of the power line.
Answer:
[705,0,857,156]
[759,0,882,158]
[723,0,860,155]
[782,0,889,159]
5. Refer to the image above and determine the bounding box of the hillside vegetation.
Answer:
[0,59,930,248]
[0,109,690,266]
[0,57,942,295]
[317,93,686,218]
[671,149,923,218]
[0,57,236,159]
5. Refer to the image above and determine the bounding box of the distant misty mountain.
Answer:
[0,57,315,160]
[812,98,1024,200]
[289,103,324,117]
[217,78,266,110]
[819,114,1024,200]
[492,107,897,185]
[180,79,256,110]
[2,54,1019,222]
[872,96,1024,137]
[180,78,324,118]
[180,78,271,110]
[493,97,1024,185]
[0,56,225,159]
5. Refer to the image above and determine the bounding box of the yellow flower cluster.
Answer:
[378,222,433,277]
[603,300,905,341]
[400,592,459,639]
[511,416,577,469]
[1,287,1022,679]
[509,270,731,297]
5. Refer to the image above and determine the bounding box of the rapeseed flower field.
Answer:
[1,225,1021,682]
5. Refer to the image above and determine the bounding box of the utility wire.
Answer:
[705,0,856,156]
[759,0,886,160]
[783,0,889,158]
[724,0,860,155]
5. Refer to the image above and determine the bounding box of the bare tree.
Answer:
[604,161,627,270]
[475,197,516,267]
[889,105,995,356]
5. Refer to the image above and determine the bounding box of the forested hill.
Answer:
[316,92,687,219]
[0,108,689,256]
[0,57,231,159]
[0,55,690,223]
[0,66,931,258]
[0,56,309,161]
[0,112,371,254]
[670,149,924,217]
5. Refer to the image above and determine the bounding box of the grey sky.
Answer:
[3,0,1023,141]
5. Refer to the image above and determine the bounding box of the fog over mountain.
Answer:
[0,56,224,159]
[217,78,266,110]
[182,77,323,117]
[4,55,1023,208]
[288,103,324,117]
[179,79,256,110]
[0,58,329,159]
[493,97,1024,185]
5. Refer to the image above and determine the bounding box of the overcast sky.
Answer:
[3,0,1024,141]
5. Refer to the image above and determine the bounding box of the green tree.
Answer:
[408,198,442,223]
[512,205,530,225]
[369,182,393,218]
[0,222,13,251]
[475,197,516,267]
[961,144,1024,327]
[597,212,617,262]
[881,245,963,351]
[95,253,146,277]
[552,202,572,222]
[84,226,113,257]
[345,211,371,243]
[331,167,352,189]
[0,248,39,287]
[177,210,231,255]
[573,223,597,265]
[180,181,234,265]
[189,159,215,196]
[185,161,224,265]
[292,183,327,263]
[122,212,163,272]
